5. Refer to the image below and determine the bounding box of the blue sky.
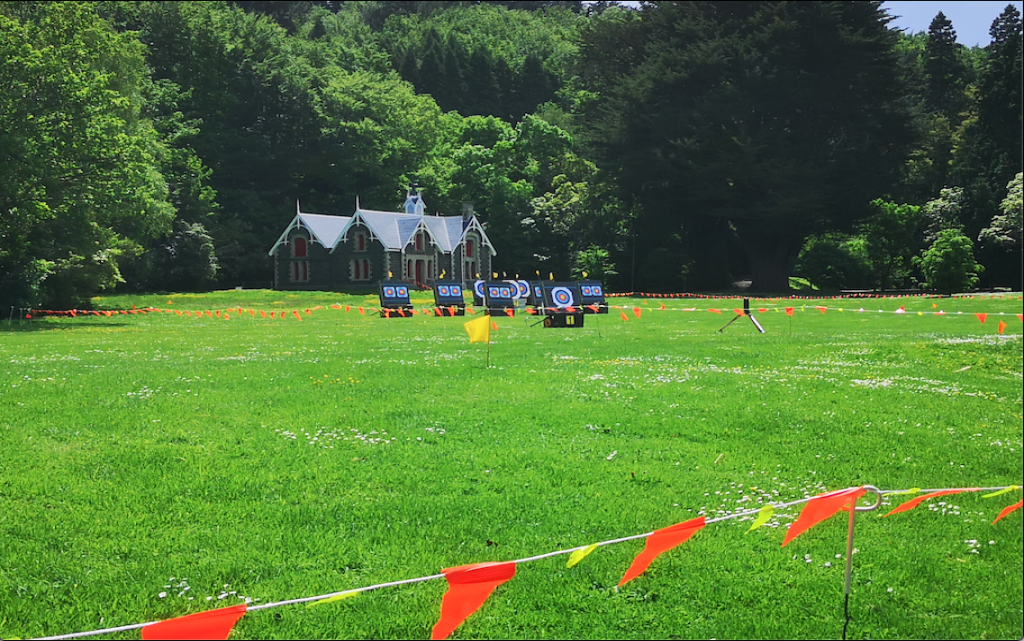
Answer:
[882,1,1023,47]
[604,2,1022,48]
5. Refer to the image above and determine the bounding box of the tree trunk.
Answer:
[734,222,805,294]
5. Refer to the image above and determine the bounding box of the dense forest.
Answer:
[1,1,1021,308]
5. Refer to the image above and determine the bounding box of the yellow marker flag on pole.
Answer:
[464,314,491,343]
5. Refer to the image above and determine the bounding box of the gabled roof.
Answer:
[270,198,497,256]
[267,208,351,256]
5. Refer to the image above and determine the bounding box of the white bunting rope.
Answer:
[27,483,1022,641]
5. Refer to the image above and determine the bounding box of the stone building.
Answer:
[269,192,495,291]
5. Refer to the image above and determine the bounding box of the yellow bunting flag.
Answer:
[745,505,774,533]
[567,544,599,568]
[307,590,359,608]
[982,485,1019,499]
[464,314,490,343]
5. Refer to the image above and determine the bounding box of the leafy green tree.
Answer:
[794,233,872,291]
[951,4,1022,285]
[916,228,983,292]
[571,245,618,282]
[0,2,173,308]
[579,1,914,292]
[860,200,923,290]
[980,171,1023,248]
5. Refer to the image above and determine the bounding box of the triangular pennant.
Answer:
[142,604,247,640]
[992,499,1022,524]
[998,320,1006,334]
[782,487,865,547]
[618,517,706,586]
[620,310,629,321]
[567,544,599,568]
[882,489,978,517]
[633,307,642,319]
[431,562,516,640]
[292,311,302,321]
[975,312,987,324]
[746,505,774,533]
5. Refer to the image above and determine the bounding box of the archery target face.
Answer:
[449,285,462,297]
[515,280,530,299]
[581,285,594,297]
[551,286,574,308]
[396,286,408,298]
[438,285,450,297]
[383,286,396,298]
[474,280,485,299]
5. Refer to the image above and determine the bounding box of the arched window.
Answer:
[293,237,308,258]
[355,230,367,252]
[351,259,371,281]
[415,232,424,251]
[465,239,474,258]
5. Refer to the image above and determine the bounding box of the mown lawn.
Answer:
[1,290,1021,640]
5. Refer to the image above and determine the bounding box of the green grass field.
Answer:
[2,290,1021,640]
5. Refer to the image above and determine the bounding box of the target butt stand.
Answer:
[717,298,765,333]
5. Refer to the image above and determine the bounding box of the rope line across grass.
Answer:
[27,484,1022,641]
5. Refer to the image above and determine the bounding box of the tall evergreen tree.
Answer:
[579,1,914,292]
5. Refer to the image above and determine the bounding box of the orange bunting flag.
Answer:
[292,311,302,321]
[633,307,642,318]
[619,517,706,586]
[759,308,768,313]
[491,320,498,331]
[785,308,795,317]
[505,308,514,317]
[345,305,351,313]
[449,306,457,316]
[998,320,1006,334]
[816,306,827,314]
[588,304,599,313]
[620,310,629,321]
[992,499,1022,524]
[305,308,312,315]
[260,310,266,319]
[883,489,978,517]
[332,304,341,310]
[431,562,516,640]
[215,310,221,318]
[358,307,365,315]
[659,303,666,310]
[142,604,247,640]
[205,311,213,318]
[733,309,745,316]
[782,487,866,547]
[975,312,988,324]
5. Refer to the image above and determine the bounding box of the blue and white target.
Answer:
[515,280,530,299]
[581,285,593,297]
[450,285,462,297]
[499,286,513,298]
[438,285,450,297]
[551,286,574,308]
[383,286,396,298]
[592,284,603,296]
[488,286,502,299]
[474,280,485,299]
[396,286,408,297]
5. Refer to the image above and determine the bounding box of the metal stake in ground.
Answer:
[843,486,882,641]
